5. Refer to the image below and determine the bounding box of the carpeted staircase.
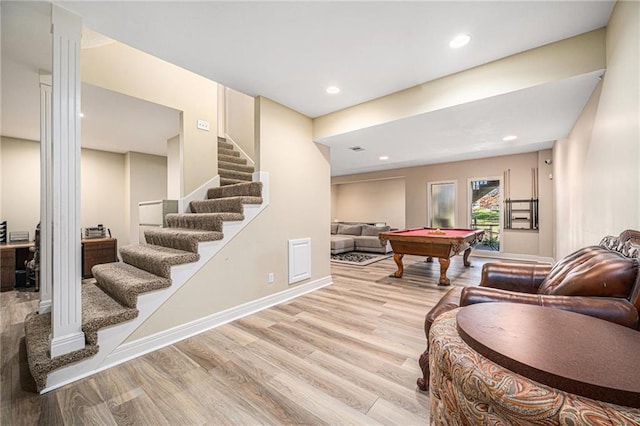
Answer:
[218,136,255,186]
[25,137,263,392]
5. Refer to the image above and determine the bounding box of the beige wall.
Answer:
[554,1,640,258]
[0,137,40,237]
[332,151,551,257]
[81,42,217,196]
[125,152,168,244]
[226,87,255,161]
[81,148,127,246]
[127,97,331,340]
[0,137,130,245]
[332,178,406,228]
[166,134,181,200]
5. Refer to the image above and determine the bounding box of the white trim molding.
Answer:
[471,251,554,264]
[178,175,220,213]
[42,274,332,393]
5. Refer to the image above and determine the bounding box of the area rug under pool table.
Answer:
[330,251,393,266]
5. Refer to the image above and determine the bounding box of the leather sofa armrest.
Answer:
[480,263,553,293]
[460,287,639,329]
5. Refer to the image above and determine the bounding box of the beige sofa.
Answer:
[330,223,392,255]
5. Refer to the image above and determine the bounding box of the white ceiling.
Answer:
[81,83,179,156]
[2,1,614,174]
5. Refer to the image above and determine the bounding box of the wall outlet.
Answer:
[197,119,210,131]
[268,272,274,284]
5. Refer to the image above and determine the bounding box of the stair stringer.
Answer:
[42,171,270,393]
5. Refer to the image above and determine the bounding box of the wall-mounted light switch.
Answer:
[197,120,210,131]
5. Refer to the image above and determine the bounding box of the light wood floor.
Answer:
[1,254,494,425]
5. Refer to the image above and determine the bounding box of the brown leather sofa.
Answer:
[417,229,640,391]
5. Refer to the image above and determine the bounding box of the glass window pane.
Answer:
[430,183,455,228]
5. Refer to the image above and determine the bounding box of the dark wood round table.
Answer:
[456,303,640,408]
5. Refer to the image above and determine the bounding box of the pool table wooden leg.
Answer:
[390,253,405,278]
[463,247,472,267]
[437,257,451,286]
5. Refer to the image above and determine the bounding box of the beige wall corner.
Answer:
[126,96,331,340]
[124,152,167,245]
[82,148,127,246]
[226,87,256,161]
[314,29,606,140]
[332,178,406,229]
[81,42,218,195]
[553,1,640,258]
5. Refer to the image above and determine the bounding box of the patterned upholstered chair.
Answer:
[417,229,640,391]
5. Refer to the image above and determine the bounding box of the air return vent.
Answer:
[349,146,365,152]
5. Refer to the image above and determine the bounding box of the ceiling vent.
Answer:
[349,146,365,152]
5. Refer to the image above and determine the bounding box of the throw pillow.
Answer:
[337,224,362,236]
[331,223,338,235]
[361,224,391,236]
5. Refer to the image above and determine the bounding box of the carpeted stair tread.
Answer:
[208,181,263,199]
[25,312,99,392]
[144,228,224,253]
[166,213,244,229]
[218,140,234,150]
[219,148,240,158]
[120,244,199,278]
[220,178,248,186]
[92,262,172,308]
[218,154,248,165]
[220,195,263,205]
[219,160,254,174]
[82,282,139,345]
[166,213,224,232]
[190,198,244,214]
[220,169,253,182]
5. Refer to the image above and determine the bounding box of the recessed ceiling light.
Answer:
[326,86,340,94]
[379,156,389,160]
[449,33,471,49]
[79,112,85,118]
[502,135,518,141]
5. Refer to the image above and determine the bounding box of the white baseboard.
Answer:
[471,251,554,264]
[103,275,333,369]
[42,275,332,394]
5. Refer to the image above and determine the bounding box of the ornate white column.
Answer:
[49,5,85,358]
[39,72,52,314]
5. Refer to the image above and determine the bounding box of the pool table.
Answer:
[378,227,484,285]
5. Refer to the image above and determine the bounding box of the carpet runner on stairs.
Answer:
[24,139,262,392]
[217,137,255,187]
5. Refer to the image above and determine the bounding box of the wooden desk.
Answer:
[82,238,117,279]
[1,241,34,291]
[0,238,117,288]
